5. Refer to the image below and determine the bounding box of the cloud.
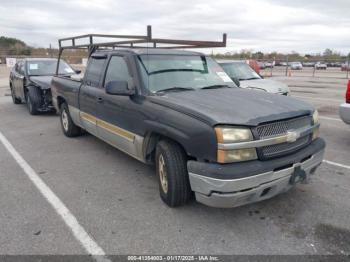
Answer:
[0,0,349,54]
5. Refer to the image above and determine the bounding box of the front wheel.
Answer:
[26,87,42,115]
[10,86,21,104]
[156,140,192,207]
[60,103,82,137]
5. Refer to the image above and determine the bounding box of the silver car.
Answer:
[218,60,290,95]
[339,81,350,125]
[315,62,327,70]
[290,62,303,70]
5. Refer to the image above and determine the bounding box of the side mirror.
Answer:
[105,80,135,96]
[231,77,240,87]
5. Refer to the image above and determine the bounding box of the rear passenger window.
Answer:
[104,56,132,87]
[85,57,106,87]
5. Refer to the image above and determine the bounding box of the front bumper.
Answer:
[188,138,325,208]
[339,103,350,125]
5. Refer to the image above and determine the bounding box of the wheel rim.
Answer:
[61,109,69,132]
[158,154,168,193]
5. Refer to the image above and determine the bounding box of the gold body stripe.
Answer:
[81,112,96,125]
[80,111,135,142]
[97,119,135,142]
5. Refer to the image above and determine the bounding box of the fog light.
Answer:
[312,127,320,140]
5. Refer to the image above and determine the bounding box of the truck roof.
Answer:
[95,48,204,56]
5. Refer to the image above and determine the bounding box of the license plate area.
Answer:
[289,165,307,185]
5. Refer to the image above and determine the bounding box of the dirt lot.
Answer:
[0,64,349,258]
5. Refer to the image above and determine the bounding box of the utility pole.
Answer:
[49,44,53,58]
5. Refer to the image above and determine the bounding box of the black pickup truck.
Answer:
[51,31,325,208]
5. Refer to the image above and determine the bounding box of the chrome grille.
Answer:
[256,116,312,160]
[257,116,312,138]
[261,135,311,159]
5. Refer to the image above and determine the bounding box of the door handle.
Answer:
[97,97,103,103]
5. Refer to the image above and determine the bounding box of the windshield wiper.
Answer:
[155,87,195,93]
[201,84,230,90]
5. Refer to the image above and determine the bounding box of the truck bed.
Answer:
[51,76,82,111]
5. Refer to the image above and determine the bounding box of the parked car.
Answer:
[264,62,274,68]
[339,80,350,125]
[327,62,341,68]
[290,62,303,70]
[218,60,290,95]
[341,62,350,71]
[315,62,327,70]
[303,62,315,67]
[52,33,325,209]
[246,59,260,74]
[258,61,266,70]
[9,58,78,115]
[280,62,287,66]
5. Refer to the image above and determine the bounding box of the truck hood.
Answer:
[239,79,289,94]
[149,88,313,126]
[29,76,53,90]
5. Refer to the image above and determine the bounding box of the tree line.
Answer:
[213,48,350,62]
[1,35,349,63]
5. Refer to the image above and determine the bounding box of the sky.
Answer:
[1,0,350,55]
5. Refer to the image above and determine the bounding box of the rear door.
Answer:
[79,55,107,136]
[17,61,26,100]
[10,62,19,93]
[12,62,22,97]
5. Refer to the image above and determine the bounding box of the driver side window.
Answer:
[104,56,132,88]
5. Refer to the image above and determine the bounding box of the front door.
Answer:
[96,55,143,158]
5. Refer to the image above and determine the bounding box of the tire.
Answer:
[60,103,82,137]
[10,86,21,104]
[26,87,42,115]
[155,139,192,207]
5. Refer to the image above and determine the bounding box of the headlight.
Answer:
[312,110,320,140]
[215,127,253,143]
[215,126,257,163]
[217,149,257,163]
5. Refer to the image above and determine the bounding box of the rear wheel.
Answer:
[10,86,21,104]
[60,103,82,137]
[155,140,192,207]
[26,87,42,115]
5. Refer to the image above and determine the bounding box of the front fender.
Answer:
[143,117,217,162]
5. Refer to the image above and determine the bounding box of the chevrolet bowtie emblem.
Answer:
[286,131,300,143]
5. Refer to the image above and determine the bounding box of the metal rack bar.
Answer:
[58,25,227,50]
[56,25,227,74]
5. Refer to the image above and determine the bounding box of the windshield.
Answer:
[137,55,236,93]
[26,60,74,76]
[220,62,261,81]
